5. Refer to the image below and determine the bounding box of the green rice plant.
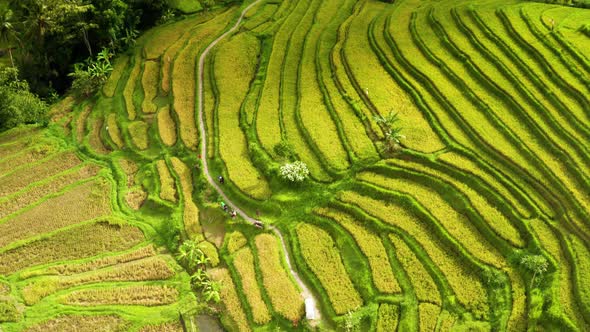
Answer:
[315,207,400,294]
[418,303,440,332]
[357,171,505,268]
[339,191,489,318]
[157,106,177,146]
[139,322,183,332]
[0,221,144,275]
[344,2,445,153]
[24,315,130,332]
[232,247,271,324]
[170,157,201,238]
[226,232,247,254]
[254,233,304,321]
[156,160,177,203]
[0,152,80,198]
[389,233,440,305]
[529,220,585,328]
[141,61,159,114]
[172,9,237,150]
[295,223,362,315]
[386,158,524,248]
[22,256,175,304]
[61,284,179,306]
[209,268,251,332]
[103,55,129,97]
[128,121,149,150]
[376,303,399,332]
[123,54,141,120]
[25,245,156,278]
[213,34,271,200]
[169,0,202,14]
[566,234,590,320]
[0,180,112,249]
[0,164,100,220]
[106,113,124,148]
[438,310,457,331]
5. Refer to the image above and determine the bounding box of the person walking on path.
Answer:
[218,175,224,184]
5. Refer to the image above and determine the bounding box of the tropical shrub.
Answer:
[279,161,309,182]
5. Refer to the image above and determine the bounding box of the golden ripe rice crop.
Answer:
[24,315,129,332]
[232,247,271,324]
[295,223,362,315]
[209,268,251,332]
[128,121,149,150]
[254,233,304,321]
[61,284,179,306]
[157,106,177,146]
[141,61,160,114]
[156,160,177,203]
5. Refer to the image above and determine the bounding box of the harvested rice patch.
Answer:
[0,126,40,145]
[60,284,179,306]
[0,143,57,176]
[106,114,124,148]
[171,157,201,237]
[128,121,149,150]
[296,223,362,315]
[156,160,177,203]
[22,245,156,278]
[139,322,183,332]
[103,55,129,97]
[126,188,148,210]
[24,315,130,332]
[232,247,271,324]
[157,106,177,146]
[141,60,160,114]
[0,179,112,249]
[209,268,251,332]
[89,116,109,154]
[0,152,81,198]
[0,134,41,158]
[0,164,100,219]
[255,233,304,321]
[48,96,76,120]
[75,104,92,143]
[119,158,139,187]
[0,221,145,275]
[22,256,175,304]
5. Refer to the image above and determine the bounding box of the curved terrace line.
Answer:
[196,0,321,322]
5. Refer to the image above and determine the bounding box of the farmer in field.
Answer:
[230,210,237,219]
[218,175,224,184]
[221,201,228,212]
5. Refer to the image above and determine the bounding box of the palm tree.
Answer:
[190,268,208,288]
[202,281,221,303]
[0,6,17,68]
[176,240,207,271]
[374,111,405,153]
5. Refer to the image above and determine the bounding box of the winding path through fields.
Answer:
[196,0,321,322]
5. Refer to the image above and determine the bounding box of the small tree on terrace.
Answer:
[176,239,204,271]
[279,161,309,183]
[374,111,405,153]
[520,254,549,289]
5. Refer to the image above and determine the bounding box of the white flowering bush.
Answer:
[279,161,310,182]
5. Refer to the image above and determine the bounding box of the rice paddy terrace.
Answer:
[1,0,589,331]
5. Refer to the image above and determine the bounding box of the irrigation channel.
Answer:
[196,0,322,323]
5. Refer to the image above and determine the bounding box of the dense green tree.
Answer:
[0,6,18,68]
[0,67,47,132]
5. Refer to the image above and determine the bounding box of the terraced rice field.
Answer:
[1,0,589,330]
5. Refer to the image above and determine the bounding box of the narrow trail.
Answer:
[196,0,321,322]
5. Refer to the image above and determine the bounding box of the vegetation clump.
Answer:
[279,161,309,182]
